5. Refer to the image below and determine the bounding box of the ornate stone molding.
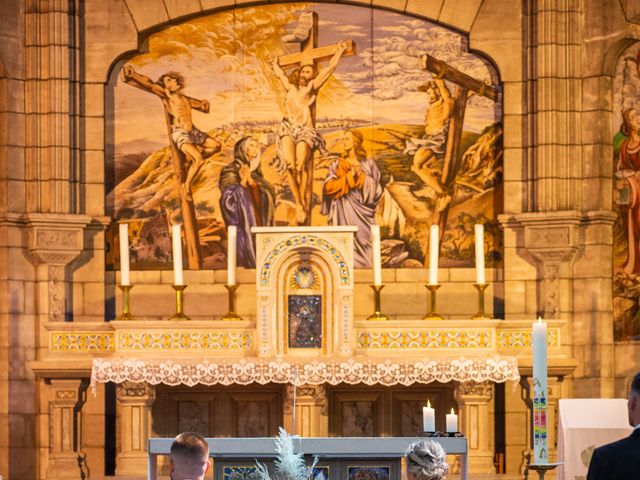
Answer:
[284,384,328,416]
[25,213,92,322]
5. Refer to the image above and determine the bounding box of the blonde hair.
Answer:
[406,439,448,480]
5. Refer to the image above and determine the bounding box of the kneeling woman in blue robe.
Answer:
[219,137,276,268]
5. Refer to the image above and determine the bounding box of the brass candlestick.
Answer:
[472,283,492,319]
[222,284,242,321]
[116,285,134,320]
[423,284,443,320]
[169,285,190,321]
[367,285,388,321]
[526,463,561,480]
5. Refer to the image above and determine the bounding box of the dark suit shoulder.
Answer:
[588,430,640,480]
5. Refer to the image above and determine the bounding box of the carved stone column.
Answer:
[455,381,495,474]
[116,382,156,477]
[500,212,580,319]
[43,379,85,480]
[26,213,91,323]
[284,384,328,437]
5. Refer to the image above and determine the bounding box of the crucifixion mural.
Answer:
[110,3,503,273]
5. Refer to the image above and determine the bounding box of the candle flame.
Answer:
[427,400,431,408]
[537,316,543,324]
[451,408,454,414]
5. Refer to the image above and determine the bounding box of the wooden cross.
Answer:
[276,11,356,224]
[421,54,500,232]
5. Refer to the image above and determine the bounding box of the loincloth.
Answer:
[171,125,208,150]
[403,125,448,158]
[277,118,327,157]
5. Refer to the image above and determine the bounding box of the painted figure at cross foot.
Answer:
[271,25,353,226]
[321,129,382,268]
[121,67,222,200]
[219,137,276,268]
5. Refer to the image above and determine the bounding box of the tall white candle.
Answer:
[118,223,130,286]
[446,408,458,433]
[532,317,549,464]
[422,400,435,432]
[428,224,439,285]
[171,224,184,286]
[371,224,382,286]
[475,223,486,285]
[227,225,237,286]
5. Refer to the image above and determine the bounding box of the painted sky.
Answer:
[113,2,501,152]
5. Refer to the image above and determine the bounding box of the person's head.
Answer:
[234,136,261,171]
[424,81,441,103]
[159,72,185,92]
[621,108,640,137]
[288,65,317,87]
[406,439,448,480]
[628,372,640,427]
[170,432,211,480]
[341,129,367,160]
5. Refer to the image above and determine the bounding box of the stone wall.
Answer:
[0,0,639,478]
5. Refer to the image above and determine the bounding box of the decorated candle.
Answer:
[227,226,237,286]
[422,400,435,432]
[428,224,439,285]
[171,224,184,286]
[371,224,382,286]
[532,317,549,464]
[475,223,486,285]
[118,223,130,286]
[446,408,458,433]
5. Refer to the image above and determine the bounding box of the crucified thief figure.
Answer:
[122,66,221,199]
[408,77,455,212]
[271,40,350,224]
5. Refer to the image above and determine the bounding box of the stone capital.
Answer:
[25,213,92,266]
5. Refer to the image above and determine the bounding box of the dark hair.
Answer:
[287,64,317,85]
[621,108,635,137]
[159,71,185,89]
[170,432,209,461]
[631,372,640,394]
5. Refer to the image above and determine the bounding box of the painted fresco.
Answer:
[613,43,640,339]
[108,3,503,271]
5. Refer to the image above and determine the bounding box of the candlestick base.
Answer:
[116,285,135,321]
[222,284,243,321]
[423,284,443,320]
[367,285,388,321]
[471,283,492,319]
[526,463,561,480]
[169,285,191,321]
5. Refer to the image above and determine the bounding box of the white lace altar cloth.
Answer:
[90,356,520,392]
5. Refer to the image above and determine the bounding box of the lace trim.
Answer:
[90,356,520,392]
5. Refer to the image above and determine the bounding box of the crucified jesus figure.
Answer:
[271,39,350,225]
[122,66,221,200]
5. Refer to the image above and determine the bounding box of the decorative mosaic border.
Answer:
[117,331,253,351]
[50,331,254,353]
[497,328,561,348]
[357,330,493,348]
[260,235,349,287]
[50,332,114,352]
